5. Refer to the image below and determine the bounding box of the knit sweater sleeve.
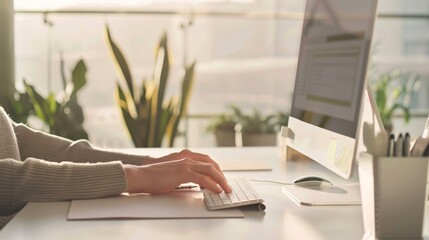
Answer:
[0,157,127,216]
[12,122,147,166]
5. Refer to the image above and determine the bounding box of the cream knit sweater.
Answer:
[0,107,146,230]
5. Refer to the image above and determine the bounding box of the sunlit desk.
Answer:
[1,147,428,240]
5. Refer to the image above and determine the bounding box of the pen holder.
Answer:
[359,152,429,239]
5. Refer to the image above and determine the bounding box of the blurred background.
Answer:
[10,0,429,148]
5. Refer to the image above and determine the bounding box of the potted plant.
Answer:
[207,113,237,147]
[207,106,289,147]
[9,57,89,141]
[369,69,420,132]
[105,26,195,147]
[232,107,278,147]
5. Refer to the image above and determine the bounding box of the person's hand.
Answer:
[124,157,232,194]
[145,149,223,175]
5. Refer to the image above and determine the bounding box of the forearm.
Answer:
[13,123,148,165]
[0,158,126,216]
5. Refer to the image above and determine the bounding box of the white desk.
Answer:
[1,147,428,240]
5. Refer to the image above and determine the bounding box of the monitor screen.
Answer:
[287,0,378,179]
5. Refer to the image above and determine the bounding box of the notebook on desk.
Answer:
[68,190,244,220]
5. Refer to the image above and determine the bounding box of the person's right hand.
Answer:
[144,149,223,175]
[124,158,232,194]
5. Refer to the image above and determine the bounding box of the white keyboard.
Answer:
[202,176,265,210]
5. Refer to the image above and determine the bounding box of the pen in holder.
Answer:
[359,152,429,239]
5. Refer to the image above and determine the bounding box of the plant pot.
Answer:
[214,130,236,147]
[240,132,277,147]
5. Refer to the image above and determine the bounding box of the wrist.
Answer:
[142,156,158,165]
[124,165,140,193]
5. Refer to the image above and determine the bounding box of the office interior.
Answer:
[1,0,428,149]
[2,1,429,239]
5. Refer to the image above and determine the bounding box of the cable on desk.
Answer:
[249,179,293,185]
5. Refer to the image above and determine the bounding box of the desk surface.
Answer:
[1,147,428,240]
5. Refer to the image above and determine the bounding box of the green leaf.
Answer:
[23,81,49,123]
[115,82,128,109]
[154,33,170,111]
[179,62,196,115]
[158,97,176,146]
[105,25,135,100]
[375,88,386,113]
[115,83,141,146]
[60,55,67,89]
[148,80,159,147]
[46,94,57,117]
[387,103,410,123]
[168,62,196,147]
[71,59,87,94]
[152,33,170,146]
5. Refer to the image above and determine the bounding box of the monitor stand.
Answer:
[282,87,382,206]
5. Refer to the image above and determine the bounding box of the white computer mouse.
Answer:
[293,176,333,188]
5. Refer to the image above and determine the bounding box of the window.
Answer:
[14,0,429,147]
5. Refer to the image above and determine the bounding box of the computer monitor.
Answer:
[287,0,378,179]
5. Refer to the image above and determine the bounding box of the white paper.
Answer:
[282,184,361,206]
[68,191,244,220]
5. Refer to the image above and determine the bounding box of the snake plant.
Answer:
[105,26,195,147]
